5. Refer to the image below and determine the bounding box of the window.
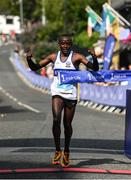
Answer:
[6,18,13,24]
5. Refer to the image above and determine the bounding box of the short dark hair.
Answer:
[58,34,72,43]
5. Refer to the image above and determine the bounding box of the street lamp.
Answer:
[19,0,24,31]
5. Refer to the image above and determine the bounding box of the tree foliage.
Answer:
[0,0,107,57]
[43,0,107,47]
[0,0,42,22]
[0,0,12,15]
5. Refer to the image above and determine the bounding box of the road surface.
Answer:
[0,44,130,179]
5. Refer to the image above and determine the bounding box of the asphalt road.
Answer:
[0,44,130,179]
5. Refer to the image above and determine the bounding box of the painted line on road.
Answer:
[0,49,9,55]
[0,86,40,113]
[0,167,131,175]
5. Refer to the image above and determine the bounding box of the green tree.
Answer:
[22,0,42,22]
[43,0,107,47]
[18,0,107,58]
[0,0,43,22]
[73,31,99,48]
[0,0,13,15]
[44,0,107,34]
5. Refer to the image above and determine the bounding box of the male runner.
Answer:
[26,34,99,167]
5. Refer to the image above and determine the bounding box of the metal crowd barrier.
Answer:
[10,52,131,113]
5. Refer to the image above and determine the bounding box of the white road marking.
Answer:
[0,86,40,113]
[0,49,9,55]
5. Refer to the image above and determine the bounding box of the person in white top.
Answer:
[26,34,99,167]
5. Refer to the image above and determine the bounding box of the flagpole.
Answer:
[85,6,102,37]
[103,4,125,26]
[77,84,80,103]
[112,18,120,69]
[103,2,130,69]
[104,3,131,27]
[108,0,111,5]
[85,6,102,24]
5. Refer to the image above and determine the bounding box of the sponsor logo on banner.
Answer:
[59,70,131,84]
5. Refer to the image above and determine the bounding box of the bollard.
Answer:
[124,89,131,158]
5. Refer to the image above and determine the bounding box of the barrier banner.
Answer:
[80,83,127,107]
[59,70,131,84]
[103,34,116,70]
[11,52,131,108]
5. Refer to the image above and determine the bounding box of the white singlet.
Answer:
[51,51,77,100]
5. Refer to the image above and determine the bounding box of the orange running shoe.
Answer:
[61,151,70,167]
[52,151,62,165]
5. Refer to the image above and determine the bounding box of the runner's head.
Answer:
[58,34,72,55]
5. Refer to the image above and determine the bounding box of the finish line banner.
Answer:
[58,70,131,84]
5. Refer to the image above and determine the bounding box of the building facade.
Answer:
[0,15,21,35]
